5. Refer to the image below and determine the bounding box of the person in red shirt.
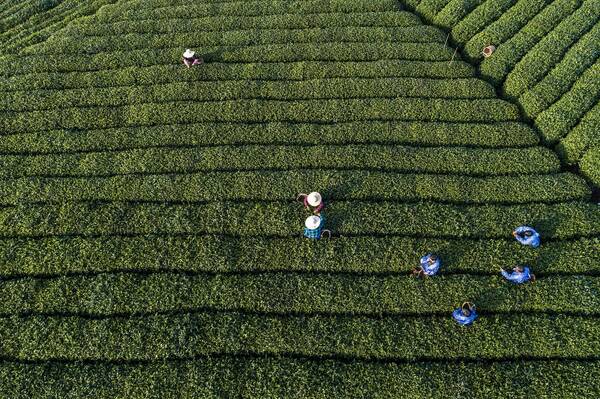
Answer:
[182,49,203,68]
[297,191,325,214]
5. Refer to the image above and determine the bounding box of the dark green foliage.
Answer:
[0,0,63,32]
[0,97,521,134]
[556,103,600,164]
[60,11,422,36]
[0,0,118,54]
[1,236,598,277]
[0,60,475,92]
[406,0,598,178]
[502,1,600,99]
[0,201,597,238]
[0,145,560,177]
[91,0,400,23]
[0,172,589,205]
[1,359,598,399]
[34,26,448,54]
[1,312,599,360]
[416,0,452,20]
[0,121,538,154]
[433,0,485,30]
[580,147,600,187]
[478,0,583,84]
[534,61,600,143]
[463,0,552,60]
[0,41,458,76]
[450,0,517,44]
[1,77,497,112]
[1,0,599,395]
[519,21,600,119]
[1,272,599,315]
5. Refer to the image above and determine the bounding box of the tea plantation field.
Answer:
[0,0,599,397]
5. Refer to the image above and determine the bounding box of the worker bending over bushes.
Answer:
[304,215,330,240]
[501,266,535,284]
[412,253,441,277]
[182,49,203,68]
[453,302,477,326]
[513,226,540,248]
[297,191,325,214]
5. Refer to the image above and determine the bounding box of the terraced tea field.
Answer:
[0,0,599,397]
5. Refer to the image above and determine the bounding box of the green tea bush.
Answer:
[1,0,598,395]
[556,103,600,164]
[0,121,538,154]
[0,60,475,92]
[0,172,588,205]
[0,145,560,177]
[479,0,583,84]
[404,0,424,9]
[0,0,63,32]
[463,0,552,60]
[0,97,521,134]
[416,0,451,20]
[34,26,447,54]
[0,0,118,54]
[2,77,496,112]
[502,1,600,99]
[0,201,597,238]
[91,0,399,23]
[450,0,516,44]
[1,235,597,277]
[580,147,600,187]
[2,272,600,316]
[518,21,600,119]
[534,61,600,143]
[402,0,598,176]
[60,11,421,36]
[1,312,599,360]
[433,0,484,30]
[0,359,597,399]
[0,41,458,76]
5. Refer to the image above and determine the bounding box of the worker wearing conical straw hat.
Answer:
[482,44,496,58]
[297,191,325,214]
[182,48,203,68]
[303,215,331,240]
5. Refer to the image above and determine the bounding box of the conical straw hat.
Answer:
[305,215,321,230]
[307,192,322,206]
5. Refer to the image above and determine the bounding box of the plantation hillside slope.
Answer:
[0,0,599,397]
[402,0,600,186]
[0,0,119,54]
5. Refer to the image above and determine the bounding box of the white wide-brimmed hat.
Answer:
[307,192,322,206]
[305,215,321,230]
[183,49,195,58]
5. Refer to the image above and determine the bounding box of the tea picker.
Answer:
[297,191,325,214]
[303,215,331,240]
[182,48,203,68]
[452,302,477,326]
[512,226,540,248]
[412,253,441,277]
[482,44,496,58]
[501,266,535,284]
